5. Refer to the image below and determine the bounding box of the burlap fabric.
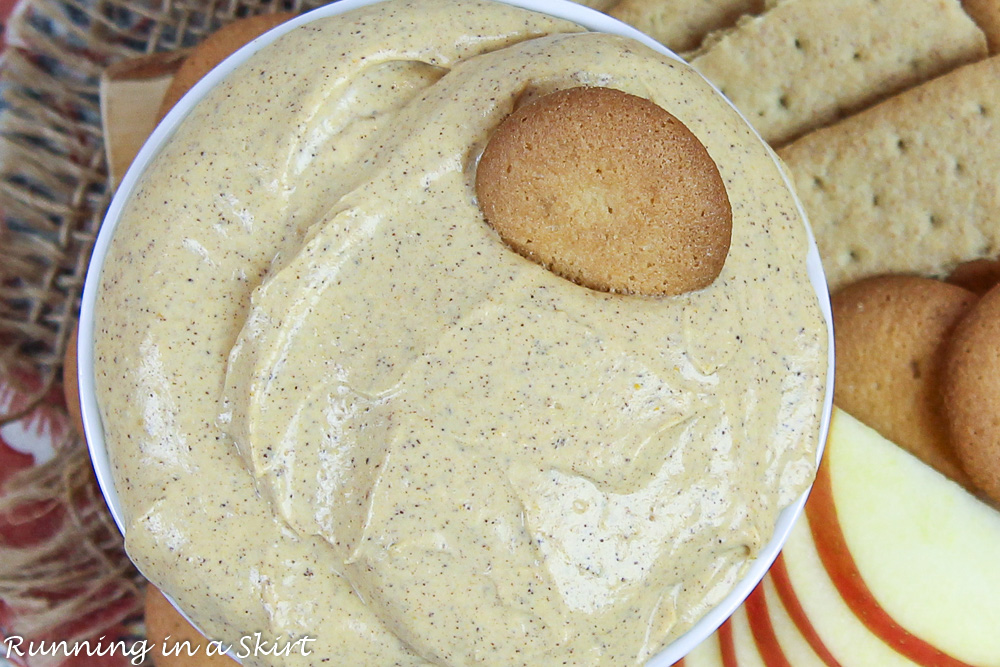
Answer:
[0,0,326,657]
[0,0,329,421]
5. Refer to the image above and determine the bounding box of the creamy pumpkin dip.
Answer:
[93,0,827,664]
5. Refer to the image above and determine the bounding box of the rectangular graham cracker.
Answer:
[778,55,1000,290]
[609,0,764,53]
[689,0,987,146]
[963,0,1000,52]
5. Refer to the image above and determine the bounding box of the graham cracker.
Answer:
[689,0,987,145]
[609,0,764,53]
[779,55,1000,290]
[963,0,1000,52]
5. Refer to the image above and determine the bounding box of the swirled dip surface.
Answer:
[94,1,828,664]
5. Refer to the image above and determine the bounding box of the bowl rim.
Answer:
[78,0,836,663]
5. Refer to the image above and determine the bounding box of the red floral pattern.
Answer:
[0,372,141,667]
[0,0,20,50]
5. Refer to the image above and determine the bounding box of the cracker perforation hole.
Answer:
[841,248,861,265]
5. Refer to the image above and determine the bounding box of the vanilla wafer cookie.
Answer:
[476,86,732,296]
[145,586,235,666]
[780,55,1000,289]
[690,0,986,145]
[832,275,975,487]
[948,257,1000,295]
[63,324,83,438]
[157,12,295,119]
[962,0,1000,52]
[944,282,1000,504]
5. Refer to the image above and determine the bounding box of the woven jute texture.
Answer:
[0,0,327,653]
[0,0,329,424]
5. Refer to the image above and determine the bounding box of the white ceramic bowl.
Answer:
[79,1,836,663]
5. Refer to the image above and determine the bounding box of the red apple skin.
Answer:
[680,410,989,667]
[724,463,982,667]
[768,555,843,667]
[805,453,975,667]
[744,584,793,667]
[718,618,738,667]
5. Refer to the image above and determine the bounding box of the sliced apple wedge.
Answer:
[823,410,1000,665]
[679,408,1000,666]
[778,514,920,666]
[751,573,830,666]
[727,605,770,667]
[765,556,842,666]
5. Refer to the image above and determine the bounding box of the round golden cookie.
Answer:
[947,257,1000,296]
[145,585,235,666]
[943,283,1000,504]
[157,12,296,119]
[475,86,732,296]
[832,275,975,486]
[63,323,85,439]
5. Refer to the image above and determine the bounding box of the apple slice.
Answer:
[727,605,768,667]
[820,409,1000,665]
[766,556,841,666]
[686,522,917,667]
[674,608,773,667]
[749,573,832,666]
[776,514,920,666]
[742,586,786,667]
[680,576,828,667]
[679,408,1000,666]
